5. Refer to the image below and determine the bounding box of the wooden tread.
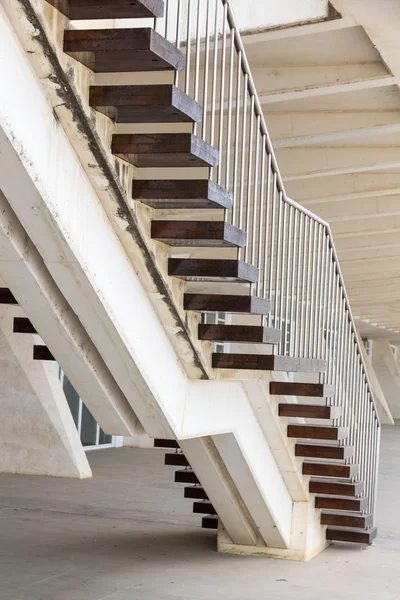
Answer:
[279,404,341,420]
[184,486,209,500]
[184,294,270,315]
[213,354,327,373]
[0,288,17,305]
[202,515,219,530]
[326,526,377,544]
[33,346,55,361]
[64,28,183,73]
[151,221,246,248]
[174,469,199,484]
[165,453,190,467]
[132,180,233,210]
[310,478,364,497]
[295,443,354,460]
[321,512,373,529]
[193,501,217,516]
[199,324,281,345]
[154,439,179,449]
[303,462,359,478]
[168,259,259,283]
[270,382,335,398]
[90,85,201,123]
[112,133,218,168]
[315,495,367,512]
[288,425,348,441]
[13,318,37,334]
[46,0,164,19]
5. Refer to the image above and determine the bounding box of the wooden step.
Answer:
[151,221,245,248]
[213,354,327,373]
[175,469,199,484]
[165,453,189,467]
[184,486,209,500]
[90,85,201,124]
[0,289,17,305]
[310,478,364,497]
[202,515,219,530]
[64,28,183,73]
[132,180,233,210]
[184,294,270,315]
[326,526,377,544]
[322,512,373,529]
[295,443,354,460]
[168,259,259,283]
[315,495,368,512]
[198,324,281,345]
[193,501,217,516]
[33,346,55,361]
[13,318,37,334]
[270,382,335,398]
[154,438,179,449]
[288,425,348,441]
[46,0,164,19]
[303,462,359,478]
[112,133,218,168]
[279,404,341,420]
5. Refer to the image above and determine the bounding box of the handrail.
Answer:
[155,0,381,523]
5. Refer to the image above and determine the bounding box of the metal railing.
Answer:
[154,0,381,522]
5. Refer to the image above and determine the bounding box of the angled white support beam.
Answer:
[268,111,400,143]
[334,225,400,239]
[260,76,395,105]
[302,188,400,207]
[280,147,400,181]
[256,63,388,100]
[274,122,400,148]
[242,15,357,44]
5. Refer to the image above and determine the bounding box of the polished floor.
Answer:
[1,425,399,600]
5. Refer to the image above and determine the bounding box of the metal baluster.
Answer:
[262,156,272,303]
[256,139,267,297]
[232,51,242,227]
[217,3,228,188]
[284,205,293,357]
[267,175,277,327]
[174,0,182,87]
[294,213,303,356]
[274,193,283,330]
[210,0,220,151]
[244,100,255,262]
[201,0,211,141]
[250,118,261,269]
[238,77,249,231]
[289,209,298,356]
[224,27,235,209]
[278,201,288,353]
[313,225,323,358]
[184,0,192,95]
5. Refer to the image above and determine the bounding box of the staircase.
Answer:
[0,0,381,555]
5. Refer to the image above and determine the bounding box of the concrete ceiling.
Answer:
[243,2,400,339]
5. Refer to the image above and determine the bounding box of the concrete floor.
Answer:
[1,427,400,600]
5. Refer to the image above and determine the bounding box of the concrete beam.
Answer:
[371,339,400,419]
[274,122,400,148]
[280,147,400,181]
[260,76,394,105]
[242,15,357,44]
